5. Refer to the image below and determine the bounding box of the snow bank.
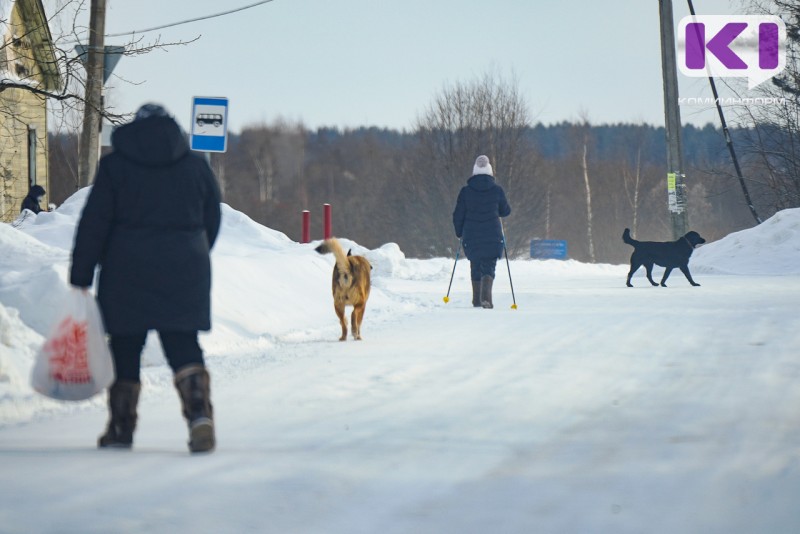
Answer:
[0,188,433,424]
[0,303,40,397]
[0,302,67,425]
[0,222,71,335]
[10,188,89,250]
[693,208,800,275]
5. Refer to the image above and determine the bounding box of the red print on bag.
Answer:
[45,317,91,384]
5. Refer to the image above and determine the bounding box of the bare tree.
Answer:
[407,70,543,257]
[577,114,596,262]
[1,1,196,125]
[728,0,800,213]
[622,125,647,237]
[271,120,307,207]
[237,125,276,203]
[1,0,198,218]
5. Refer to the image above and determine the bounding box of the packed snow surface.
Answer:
[1,195,799,533]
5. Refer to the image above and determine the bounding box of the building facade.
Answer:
[0,0,60,221]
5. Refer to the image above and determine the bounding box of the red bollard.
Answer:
[301,210,310,243]
[323,203,332,239]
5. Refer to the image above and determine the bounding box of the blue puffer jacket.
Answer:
[452,174,511,261]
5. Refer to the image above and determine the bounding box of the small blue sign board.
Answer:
[531,239,568,260]
[190,97,229,152]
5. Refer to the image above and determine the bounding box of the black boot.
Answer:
[98,381,141,448]
[471,280,482,307]
[480,275,494,309]
[174,364,215,453]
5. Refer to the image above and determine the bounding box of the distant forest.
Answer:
[210,122,780,264]
[48,121,770,264]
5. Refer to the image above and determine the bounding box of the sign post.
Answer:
[190,97,229,153]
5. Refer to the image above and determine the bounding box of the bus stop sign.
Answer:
[190,97,229,152]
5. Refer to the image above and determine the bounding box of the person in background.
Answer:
[21,185,46,214]
[452,155,512,309]
[70,103,222,453]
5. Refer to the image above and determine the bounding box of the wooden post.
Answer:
[77,0,106,188]
[659,0,689,238]
[301,210,310,243]
[323,203,332,239]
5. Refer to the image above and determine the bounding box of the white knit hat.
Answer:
[472,155,493,176]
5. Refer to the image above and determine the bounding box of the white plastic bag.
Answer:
[31,289,114,401]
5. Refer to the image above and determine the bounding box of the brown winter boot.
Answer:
[98,381,141,448]
[174,364,215,453]
[471,280,482,307]
[480,275,494,309]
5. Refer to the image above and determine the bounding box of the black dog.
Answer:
[622,228,706,287]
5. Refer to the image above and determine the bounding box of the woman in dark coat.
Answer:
[70,103,221,453]
[452,155,511,309]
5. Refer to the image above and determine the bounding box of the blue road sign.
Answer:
[190,97,229,152]
[531,239,568,260]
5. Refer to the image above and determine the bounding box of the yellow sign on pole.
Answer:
[667,172,679,213]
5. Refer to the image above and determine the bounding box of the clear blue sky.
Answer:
[68,0,743,133]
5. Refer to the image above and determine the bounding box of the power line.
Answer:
[104,0,276,38]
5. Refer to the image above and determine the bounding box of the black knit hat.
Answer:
[134,103,169,121]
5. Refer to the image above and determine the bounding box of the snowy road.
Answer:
[3,270,800,534]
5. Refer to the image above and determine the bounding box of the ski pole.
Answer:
[501,224,518,309]
[443,240,461,303]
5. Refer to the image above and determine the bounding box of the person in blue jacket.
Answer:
[452,155,511,309]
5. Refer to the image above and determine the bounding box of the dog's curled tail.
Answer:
[315,238,350,275]
[622,228,636,246]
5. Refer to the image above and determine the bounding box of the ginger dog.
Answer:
[315,238,372,341]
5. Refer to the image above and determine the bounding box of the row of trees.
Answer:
[48,102,774,264]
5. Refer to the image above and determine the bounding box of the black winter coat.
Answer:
[70,116,222,335]
[452,174,511,261]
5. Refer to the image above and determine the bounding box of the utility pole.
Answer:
[77,0,106,188]
[658,0,689,238]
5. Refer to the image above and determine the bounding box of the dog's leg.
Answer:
[644,263,658,286]
[351,307,360,341]
[679,265,701,286]
[352,304,365,341]
[660,267,673,287]
[335,302,348,341]
[626,261,640,287]
[625,265,640,287]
